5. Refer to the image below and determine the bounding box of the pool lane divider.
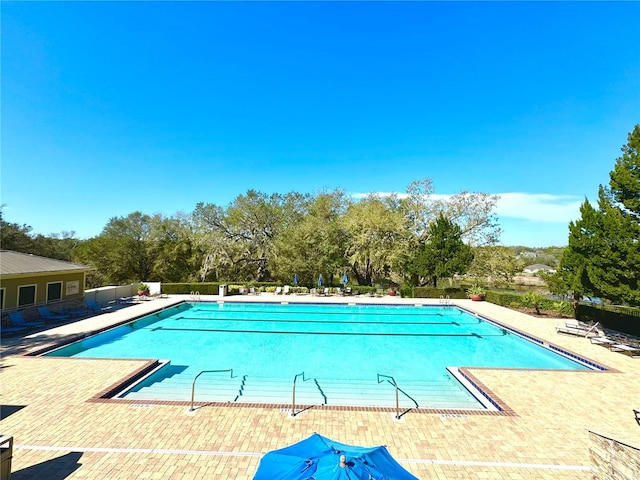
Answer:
[150,326,483,337]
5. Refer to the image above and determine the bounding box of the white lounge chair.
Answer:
[274,287,282,295]
[609,343,640,357]
[555,322,600,338]
[283,285,290,295]
[590,336,616,347]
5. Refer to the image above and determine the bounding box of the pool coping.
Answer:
[20,299,615,417]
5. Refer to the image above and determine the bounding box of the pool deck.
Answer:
[1,294,639,479]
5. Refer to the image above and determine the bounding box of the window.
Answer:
[47,282,63,302]
[18,285,36,307]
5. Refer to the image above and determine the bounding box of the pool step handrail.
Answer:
[190,369,235,411]
[439,295,451,305]
[291,372,307,416]
[291,372,326,416]
[377,373,419,419]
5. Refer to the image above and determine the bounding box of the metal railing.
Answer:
[190,369,235,411]
[291,372,326,417]
[189,291,201,301]
[377,373,419,419]
[291,372,307,416]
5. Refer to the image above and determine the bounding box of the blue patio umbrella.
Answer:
[317,274,324,287]
[293,273,299,286]
[253,433,418,480]
[342,272,348,286]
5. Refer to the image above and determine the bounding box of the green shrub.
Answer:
[399,286,413,298]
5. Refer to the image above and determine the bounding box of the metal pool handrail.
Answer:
[291,371,307,416]
[190,369,235,411]
[377,373,419,419]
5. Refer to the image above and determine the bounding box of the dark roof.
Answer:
[0,250,92,276]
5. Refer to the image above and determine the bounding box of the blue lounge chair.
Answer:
[0,323,28,335]
[8,312,46,329]
[38,306,70,322]
[85,299,112,312]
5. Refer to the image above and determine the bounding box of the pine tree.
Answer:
[554,125,640,306]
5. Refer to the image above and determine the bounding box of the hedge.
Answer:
[485,291,574,316]
[412,287,467,299]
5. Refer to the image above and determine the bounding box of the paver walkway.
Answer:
[2,295,639,479]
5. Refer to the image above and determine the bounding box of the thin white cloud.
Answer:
[350,191,585,223]
[496,193,584,223]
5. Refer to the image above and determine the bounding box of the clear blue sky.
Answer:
[2,1,639,247]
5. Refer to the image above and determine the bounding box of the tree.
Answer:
[400,179,501,246]
[193,191,294,282]
[343,194,409,286]
[467,246,524,286]
[552,125,640,306]
[271,190,349,285]
[147,214,201,282]
[74,212,155,284]
[609,124,640,219]
[1,208,35,253]
[409,213,473,287]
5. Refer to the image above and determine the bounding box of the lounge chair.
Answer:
[85,299,112,312]
[609,343,640,357]
[283,285,290,295]
[8,312,46,329]
[274,287,282,295]
[0,323,28,335]
[634,408,640,425]
[37,306,70,322]
[590,336,617,347]
[249,287,261,295]
[555,321,600,338]
[58,307,89,316]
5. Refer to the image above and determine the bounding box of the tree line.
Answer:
[2,179,507,289]
[3,125,637,306]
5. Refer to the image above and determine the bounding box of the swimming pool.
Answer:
[45,302,592,411]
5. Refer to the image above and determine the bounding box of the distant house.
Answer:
[523,264,556,274]
[0,250,92,311]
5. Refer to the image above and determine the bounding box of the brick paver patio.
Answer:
[2,295,639,479]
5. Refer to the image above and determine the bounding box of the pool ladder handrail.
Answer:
[190,369,235,411]
[190,291,201,301]
[377,373,419,419]
[291,372,326,417]
[439,295,451,305]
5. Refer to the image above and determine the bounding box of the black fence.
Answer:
[577,304,640,336]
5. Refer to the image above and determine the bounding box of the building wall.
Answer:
[589,430,640,479]
[0,271,86,310]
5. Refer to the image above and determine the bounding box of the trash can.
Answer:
[219,285,228,297]
[0,435,13,480]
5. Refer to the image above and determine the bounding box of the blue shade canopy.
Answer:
[293,273,299,285]
[253,433,418,480]
[342,272,348,285]
[318,274,323,287]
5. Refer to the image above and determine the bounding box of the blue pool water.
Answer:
[46,302,590,410]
